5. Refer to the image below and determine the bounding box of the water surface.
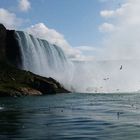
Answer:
[0,93,140,140]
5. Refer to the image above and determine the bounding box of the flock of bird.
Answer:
[86,65,123,93]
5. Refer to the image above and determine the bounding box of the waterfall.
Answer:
[14,31,140,93]
[15,31,74,90]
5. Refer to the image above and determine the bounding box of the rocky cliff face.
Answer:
[6,30,22,68]
[0,63,69,96]
[0,24,7,62]
[0,24,69,96]
[0,24,22,67]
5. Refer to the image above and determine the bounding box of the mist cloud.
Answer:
[99,0,140,60]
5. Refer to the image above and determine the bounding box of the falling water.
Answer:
[15,31,140,93]
[15,31,74,90]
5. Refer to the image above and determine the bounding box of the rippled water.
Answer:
[1,93,140,140]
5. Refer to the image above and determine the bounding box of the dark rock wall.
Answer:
[6,30,22,68]
[0,24,7,62]
[0,24,22,68]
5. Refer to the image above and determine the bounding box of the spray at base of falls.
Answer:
[15,31,74,91]
[15,31,140,93]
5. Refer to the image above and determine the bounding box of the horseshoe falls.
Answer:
[15,31,140,93]
[15,31,73,90]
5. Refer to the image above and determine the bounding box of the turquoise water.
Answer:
[1,93,140,140]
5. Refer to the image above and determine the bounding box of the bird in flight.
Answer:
[120,65,122,70]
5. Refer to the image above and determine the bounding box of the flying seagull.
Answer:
[120,65,122,70]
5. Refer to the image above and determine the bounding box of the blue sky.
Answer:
[2,0,140,61]
[0,0,121,46]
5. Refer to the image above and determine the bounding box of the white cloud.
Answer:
[100,10,115,18]
[26,23,81,59]
[99,22,115,32]
[26,23,99,61]
[72,46,103,61]
[99,0,140,60]
[99,0,114,2]
[75,46,100,52]
[100,3,130,19]
[0,8,22,29]
[71,55,95,61]
[18,0,31,12]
